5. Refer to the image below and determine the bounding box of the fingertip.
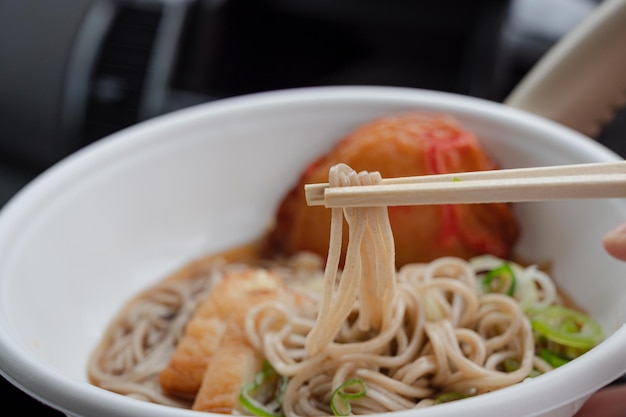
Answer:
[603,223,626,261]
[575,385,626,417]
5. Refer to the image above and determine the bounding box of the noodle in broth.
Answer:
[88,163,599,416]
[244,164,535,415]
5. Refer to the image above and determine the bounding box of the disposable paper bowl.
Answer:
[1,86,625,417]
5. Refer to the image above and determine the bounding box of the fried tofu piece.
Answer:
[160,267,310,412]
[191,312,261,413]
[159,312,226,399]
[159,268,287,400]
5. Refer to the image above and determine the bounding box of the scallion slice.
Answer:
[330,379,367,416]
[239,360,287,417]
[434,392,469,404]
[530,305,603,350]
[539,348,571,368]
[482,262,516,296]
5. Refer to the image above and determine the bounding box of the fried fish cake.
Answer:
[265,112,519,268]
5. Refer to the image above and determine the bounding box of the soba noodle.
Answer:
[88,163,600,416]
[243,164,535,416]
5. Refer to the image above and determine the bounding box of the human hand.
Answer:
[573,224,626,416]
[602,222,626,261]
[574,385,626,417]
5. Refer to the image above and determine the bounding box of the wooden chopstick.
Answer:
[304,161,626,208]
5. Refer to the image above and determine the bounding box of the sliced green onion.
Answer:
[530,305,603,350]
[539,348,571,368]
[434,392,470,404]
[239,360,287,417]
[503,358,520,372]
[503,358,545,378]
[482,262,516,296]
[330,379,367,416]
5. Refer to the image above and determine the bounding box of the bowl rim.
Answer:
[1,85,625,417]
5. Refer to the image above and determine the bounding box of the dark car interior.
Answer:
[1,0,624,414]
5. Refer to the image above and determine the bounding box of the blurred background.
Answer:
[1,0,625,414]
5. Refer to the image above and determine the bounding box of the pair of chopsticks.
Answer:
[304,161,626,208]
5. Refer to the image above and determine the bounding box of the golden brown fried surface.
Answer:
[264,112,520,268]
[191,308,261,413]
[159,268,306,410]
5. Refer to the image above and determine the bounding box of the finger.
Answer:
[575,385,626,417]
[602,223,626,261]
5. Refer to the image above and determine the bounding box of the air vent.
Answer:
[81,1,189,145]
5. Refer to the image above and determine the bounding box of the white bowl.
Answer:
[1,86,625,417]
